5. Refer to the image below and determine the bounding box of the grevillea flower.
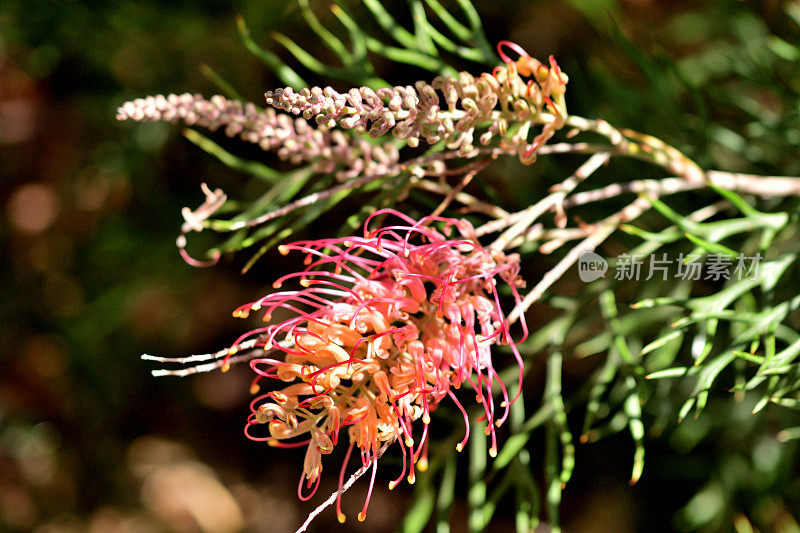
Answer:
[222,209,527,523]
[265,42,568,164]
[116,93,399,181]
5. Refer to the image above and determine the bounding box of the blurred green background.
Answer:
[1,1,799,532]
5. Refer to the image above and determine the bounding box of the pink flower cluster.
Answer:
[225,209,527,522]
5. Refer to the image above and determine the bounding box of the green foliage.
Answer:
[182,2,800,530]
[7,0,800,531]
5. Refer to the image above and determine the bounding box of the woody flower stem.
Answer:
[561,172,800,209]
[507,215,620,325]
[294,439,394,533]
[496,165,800,323]
[487,152,612,250]
[467,114,800,322]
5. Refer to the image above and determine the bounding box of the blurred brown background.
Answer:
[2,1,799,532]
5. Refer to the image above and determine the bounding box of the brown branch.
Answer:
[508,221,616,324]
[706,170,800,197]
[507,197,650,324]
[429,161,488,217]
[294,439,395,533]
[412,179,510,218]
[142,340,294,377]
[562,172,800,211]
[486,152,611,248]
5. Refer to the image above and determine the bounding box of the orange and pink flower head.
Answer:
[225,209,526,521]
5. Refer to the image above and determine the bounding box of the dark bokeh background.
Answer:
[2,1,799,532]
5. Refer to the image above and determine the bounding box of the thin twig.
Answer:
[619,127,705,181]
[508,197,650,324]
[706,170,800,197]
[147,352,261,377]
[142,340,294,377]
[430,161,488,217]
[508,222,615,325]
[563,176,695,208]
[562,172,800,211]
[412,179,510,218]
[487,152,610,248]
[226,170,398,230]
[565,116,629,148]
[142,339,259,365]
[294,439,395,533]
